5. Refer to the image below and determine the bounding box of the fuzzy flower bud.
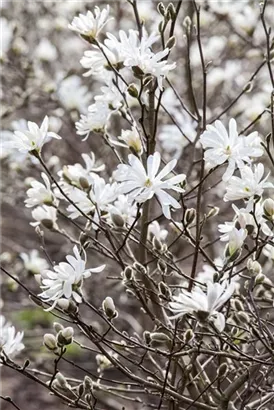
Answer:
[102,296,118,320]
[217,363,228,378]
[247,259,262,276]
[111,213,125,228]
[143,331,152,345]
[150,332,171,343]
[158,281,172,299]
[43,333,58,351]
[57,327,74,346]
[127,84,139,98]
[184,208,196,225]
[133,262,146,275]
[184,329,194,344]
[263,198,274,221]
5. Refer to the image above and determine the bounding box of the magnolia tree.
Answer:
[1,0,274,409]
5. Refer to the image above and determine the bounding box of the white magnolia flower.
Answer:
[226,227,247,258]
[0,18,13,59]
[25,173,56,208]
[0,316,24,359]
[113,152,186,219]
[59,152,105,190]
[68,6,112,40]
[31,205,58,228]
[76,101,112,139]
[6,116,61,154]
[200,119,263,181]
[224,163,274,202]
[263,244,274,261]
[169,281,235,332]
[39,246,105,310]
[57,75,92,113]
[80,44,121,77]
[148,221,168,242]
[95,79,125,110]
[67,176,118,223]
[35,38,58,62]
[108,194,138,226]
[20,249,49,274]
[119,126,143,156]
[218,203,273,240]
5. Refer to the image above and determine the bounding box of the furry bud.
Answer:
[102,296,118,320]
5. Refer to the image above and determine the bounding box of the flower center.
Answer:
[145,178,152,187]
[224,145,231,155]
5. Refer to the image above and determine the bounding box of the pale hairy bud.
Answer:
[41,219,54,230]
[184,329,194,344]
[133,262,146,274]
[207,207,219,218]
[57,327,74,346]
[57,298,78,314]
[102,296,118,320]
[255,273,265,285]
[150,332,171,343]
[111,213,125,227]
[84,376,93,393]
[157,259,167,274]
[55,372,70,390]
[247,259,262,276]
[183,16,192,32]
[167,3,176,20]
[153,236,163,251]
[237,311,250,324]
[243,81,253,92]
[158,281,172,299]
[166,36,176,49]
[57,298,70,310]
[217,363,228,378]
[77,383,84,398]
[79,176,90,190]
[263,198,274,220]
[143,331,152,345]
[157,2,166,16]
[127,84,139,98]
[132,65,144,79]
[233,299,244,311]
[184,208,196,225]
[43,333,58,351]
[122,266,134,281]
[53,322,64,333]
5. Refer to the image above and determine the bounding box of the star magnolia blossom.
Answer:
[226,227,247,258]
[20,249,49,274]
[148,221,168,242]
[200,119,263,181]
[25,173,56,208]
[0,316,24,360]
[68,6,112,41]
[113,152,186,219]
[31,205,58,228]
[263,244,274,261]
[8,116,61,154]
[39,246,105,310]
[76,101,112,139]
[224,163,274,202]
[169,281,235,332]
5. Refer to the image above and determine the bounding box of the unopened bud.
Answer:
[263,198,274,220]
[184,329,194,344]
[102,296,118,320]
[157,2,166,16]
[143,331,151,345]
[55,372,70,390]
[255,273,265,285]
[243,81,253,92]
[43,333,58,351]
[132,65,144,79]
[153,236,163,251]
[79,177,90,190]
[184,208,196,225]
[111,213,125,227]
[84,376,93,393]
[183,16,192,32]
[57,298,78,314]
[41,219,54,230]
[217,363,228,378]
[53,322,64,333]
[207,207,219,218]
[247,259,262,276]
[123,266,134,281]
[166,36,176,49]
[77,383,84,397]
[127,83,139,98]
[158,281,172,299]
[233,299,244,311]
[157,259,167,274]
[133,262,146,274]
[167,3,176,20]
[150,332,171,343]
[237,311,250,324]
[57,326,74,346]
